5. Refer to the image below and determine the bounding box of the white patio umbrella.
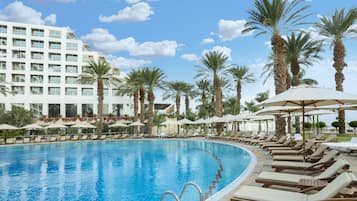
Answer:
[129,121,145,127]
[72,122,96,129]
[260,85,357,159]
[161,120,182,125]
[45,123,67,129]
[178,118,193,124]
[0,124,19,130]
[108,122,129,128]
[21,123,43,130]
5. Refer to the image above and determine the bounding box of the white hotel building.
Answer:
[0,21,134,118]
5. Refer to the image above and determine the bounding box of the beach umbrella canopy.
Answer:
[21,123,43,130]
[178,118,194,124]
[161,120,182,126]
[108,122,129,128]
[206,116,228,123]
[45,123,67,129]
[129,121,145,127]
[287,109,335,117]
[0,124,19,130]
[72,122,96,129]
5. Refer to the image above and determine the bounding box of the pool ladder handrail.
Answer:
[160,182,204,201]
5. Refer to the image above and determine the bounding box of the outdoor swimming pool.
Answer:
[0,140,254,201]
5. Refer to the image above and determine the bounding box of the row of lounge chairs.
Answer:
[210,132,357,200]
[0,133,147,145]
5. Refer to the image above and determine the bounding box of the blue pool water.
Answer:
[0,140,252,201]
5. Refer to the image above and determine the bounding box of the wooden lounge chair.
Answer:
[256,159,350,188]
[119,134,128,139]
[271,142,315,155]
[65,135,71,141]
[80,135,88,140]
[268,140,304,151]
[231,172,357,201]
[112,134,121,139]
[34,136,42,143]
[49,136,57,142]
[273,145,328,162]
[59,136,66,141]
[245,133,268,144]
[260,136,287,148]
[271,150,339,172]
[311,135,337,144]
[99,135,106,140]
[15,138,24,144]
[71,135,79,141]
[6,138,15,144]
[262,138,292,149]
[91,134,98,140]
[23,137,30,143]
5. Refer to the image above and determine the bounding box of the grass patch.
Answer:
[301,133,356,142]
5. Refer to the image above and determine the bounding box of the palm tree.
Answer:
[244,100,259,113]
[117,69,141,134]
[163,81,187,119]
[182,83,197,117]
[227,65,255,113]
[255,90,270,103]
[153,112,166,135]
[223,97,240,115]
[196,80,211,118]
[79,58,120,136]
[243,0,310,136]
[315,8,357,134]
[196,51,229,119]
[142,67,165,135]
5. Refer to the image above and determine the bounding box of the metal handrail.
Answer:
[160,191,180,201]
[178,182,204,201]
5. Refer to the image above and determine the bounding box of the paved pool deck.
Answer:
[218,141,357,201]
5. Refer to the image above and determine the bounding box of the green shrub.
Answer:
[349,121,357,131]
[331,121,339,129]
[304,122,312,129]
[315,121,327,129]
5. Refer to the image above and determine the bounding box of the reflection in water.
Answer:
[0,141,250,201]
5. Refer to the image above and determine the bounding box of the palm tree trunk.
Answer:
[133,90,139,134]
[97,80,104,136]
[291,58,301,134]
[236,80,241,112]
[334,40,346,134]
[185,95,189,117]
[176,95,180,134]
[214,74,223,133]
[139,87,145,133]
[272,33,288,137]
[147,90,154,135]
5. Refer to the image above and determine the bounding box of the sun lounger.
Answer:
[268,140,304,151]
[271,150,339,172]
[23,137,30,143]
[99,135,106,140]
[323,137,357,153]
[119,134,128,139]
[112,134,121,139]
[71,135,79,141]
[15,138,24,144]
[260,136,287,147]
[59,136,66,141]
[273,145,328,162]
[311,135,337,144]
[232,172,357,201]
[6,138,15,144]
[271,142,315,155]
[256,159,350,188]
[49,136,57,142]
[80,135,88,140]
[91,134,98,140]
[65,135,71,140]
[34,136,41,143]
[262,138,292,149]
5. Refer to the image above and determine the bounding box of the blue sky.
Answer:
[0,0,356,124]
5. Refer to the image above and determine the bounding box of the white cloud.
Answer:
[201,46,232,60]
[0,1,56,25]
[200,38,215,45]
[49,0,76,3]
[302,26,328,41]
[125,0,141,3]
[81,28,178,57]
[106,55,151,70]
[181,54,199,61]
[99,2,154,23]
[218,19,253,41]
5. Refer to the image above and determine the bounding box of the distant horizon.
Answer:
[0,0,356,125]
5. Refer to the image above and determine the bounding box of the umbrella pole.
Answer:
[302,103,306,161]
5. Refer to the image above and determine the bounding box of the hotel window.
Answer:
[49,53,61,61]
[30,103,43,118]
[66,43,78,51]
[104,88,109,96]
[31,63,43,71]
[113,104,123,117]
[31,40,44,48]
[66,32,76,40]
[13,27,26,35]
[12,62,25,71]
[82,88,93,96]
[0,37,6,45]
[66,54,78,62]
[12,50,25,59]
[30,87,43,95]
[13,38,26,47]
[12,74,25,82]
[11,86,24,95]
[0,61,6,70]
[0,49,6,58]
[103,104,109,115]
[48,64,61,73]
[48,104,61,118]
[66,65,78,73]
[31,29,44,37]
[31,52,44,60]
[82,104,93,117]
[49,30,61,38]
[65,87,77,95]
[49,42,61,50]
[48,76,61,84]
[48,87,60,95]
[65,104,77,117]
[0,73,5,81]
[31,75,43,83]
[0,25,7,33]
[65,76,77,84]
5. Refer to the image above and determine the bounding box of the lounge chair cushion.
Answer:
[257,171,313,185]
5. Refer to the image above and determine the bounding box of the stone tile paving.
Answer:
[219,141,357,201]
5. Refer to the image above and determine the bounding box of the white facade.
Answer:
[0,21,133,118]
